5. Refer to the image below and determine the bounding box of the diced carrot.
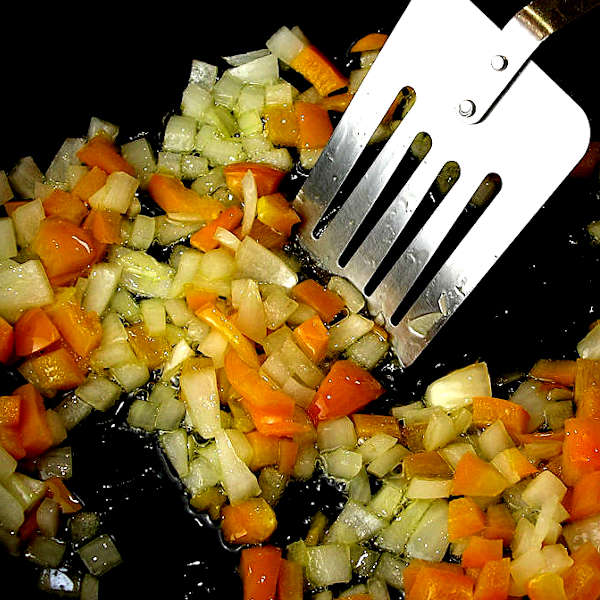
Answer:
[223,163,287,200]
[407,566,474,600]
[147,173,223,218]
[452,453,509,497]
[246,430,281,470]
[14,308,61,357]
[240,545,282,600]
[42,189,88,225]
[224,349,299,438]
[14,383,53,458]
[184,286,219,313]
[562,417,600,486]
[0,316,14,364]
[196,303,259,369]
[473,557,511,600]
[4,200,28,216]
[574,358,600,419]
[263,107,299,147]
[277,559,303,600]
[482,504,515,546]
[32,217,105,286]
[83,209,122,244]
[472,396,530,434]
[403,450,454,480]
[292,315,329,364]
[563,542,600,600]
[278,439,299,475]
[527,572,568,600]
[350,33,389,53]
[290,44,348,97]
[529,358,577,387]
[19,347,86,395]
[570,470,600,521]
[319,92,353,112]
[76,133,135,176]
[448,497,487,542]
[71,165,108,203]
[256,193,301,237]
[403,560,466,597]
[126,323,169,370]
[514,430,565,444]
[307,360,384,424]
[0,395,21,427]
[238,220,288,250]
[0,424,26,459]
[221,497,277,544]
[351,413,402,439]
[189,206,243,252]
[45,477,82,514]
[291,279,345,323]
[295,102,334,149]
[44,292,102,358]
[461,536,503,568]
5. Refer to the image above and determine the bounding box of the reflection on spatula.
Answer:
[294,0,598,368]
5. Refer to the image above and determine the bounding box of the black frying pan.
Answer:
[1,1,600,597]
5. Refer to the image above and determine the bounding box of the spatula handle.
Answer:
[461,0,599,123]
[515,0,600,41]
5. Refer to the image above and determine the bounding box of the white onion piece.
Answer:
[367,445,410,478]
[140,298,166,337]
[327,314,373,355]
[83,263,122,316]
[327,276,365,313]
[317,417,357,452]
[9,156,44,198]
[213,226,241,252]
[0,482,24,531]
[37,498,60,538]
[405,499,449,562]
[423,409,456,451]
[406,477,452,499]
[424,362,490,411]
[26,535,66,568]
[306,544,352,588]
[231,278,266,342]
[37,447,72,480]
[266,26,306,65]
[78,535,122,576]
[478,419,515,460]
[357,433,398,464]
[81,574,99,600]
[240,169,257,238]
[228,55,279,85]
[509,380,548,432]
[0,170,14,205]
[367,481,405,519]
[521,470,567,508]
[374,500,431,554]
[160,429,189,478]
[0,445,17,483]
[323,449,363,480]
[235,236,298,288]
[0,218,17,259]
[373,552,407,590]
[180,364,221,439]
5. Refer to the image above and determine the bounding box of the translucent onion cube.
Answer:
[78,534,122,576]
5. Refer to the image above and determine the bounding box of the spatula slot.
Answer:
[388,171,503,327]
[307,86,419,242]
[337,131,433,269]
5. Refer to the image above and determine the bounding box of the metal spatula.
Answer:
[293,0,598,368]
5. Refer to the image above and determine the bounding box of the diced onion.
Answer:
[180,365,221,438]
[78,535,122,576]
[83,263,122,316]
[317,417,357,452]
[404,499,449,562]
[306,544,352,588]
[0,218,17,259]
[424,362,490,411]
[266,26,305,65]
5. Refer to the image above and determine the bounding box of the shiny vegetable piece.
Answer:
[292,279,345,323]
[223,349,300,438]
[76,134,135,175]
[574,359,600,419]
[190,206,243,252]
[471,396,530,434]
[45,293,102,358]
[403,560,467,597]
[20,347,86,394]
[32,217,104,285]
[528,572,568,600]
[42,190,88,225]
[196,303,259,369]
[246,431,280,471]
[72,166,108,203]
[0,316,14,363]
[407,565,474,600]
[46,477,82,514]
[404,450,453,479]
[277,559,303,600]
[292,315,329,364]
[482,504,515,546]
[0,424,25,459]
[14,384,53,458]
[223,162,286,199]
[256,193,300,236]
[461,536,503,568]
[562,542,600,600]
[320,91,353,112]
[289,44,348,96]
[452,452,509,497]
[570,471,600,521]
[240,545,282,600]
[295,102,334,149]
[448,497,486,542]
[84,209,122,244]
[126,323,169,370]
[529,358,577,386]
[350,32,389,52]
[148,173,223,217]
[307,360,384,424]
[473,558,511,600]
[221,497,277,544]
[562,417,600,486]
[263,107,299,147]
[351,413,401,439]
[0,395,21,427]
[14,308,61,357]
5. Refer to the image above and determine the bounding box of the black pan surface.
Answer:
[1,2,600,597]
